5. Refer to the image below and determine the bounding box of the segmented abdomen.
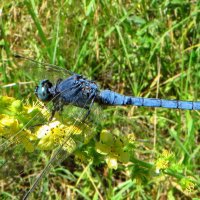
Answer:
[99,90,200,110]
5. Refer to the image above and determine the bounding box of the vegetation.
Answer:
[0,0,200,199]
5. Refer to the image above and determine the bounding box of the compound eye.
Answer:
[41,87,47,97]
[35,80,53,101]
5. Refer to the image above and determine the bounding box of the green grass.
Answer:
[1,0,200,199]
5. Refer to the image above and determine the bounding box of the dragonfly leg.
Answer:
[82,108,91,122]
[49,97,65,121]
[82,91,97,122]
[49,108,56,121]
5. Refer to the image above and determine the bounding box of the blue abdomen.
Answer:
[98,89,200,110]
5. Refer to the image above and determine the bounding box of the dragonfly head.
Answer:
[35,80,53,101]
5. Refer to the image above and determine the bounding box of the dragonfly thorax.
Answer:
[35,80,53,101]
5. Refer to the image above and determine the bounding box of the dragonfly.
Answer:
[17,54,200,120]
[1,54,200,199]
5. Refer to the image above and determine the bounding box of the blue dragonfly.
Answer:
[2,54,200,199]
[17,54,200,121]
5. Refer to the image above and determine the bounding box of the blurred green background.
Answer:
[0,0,200,199]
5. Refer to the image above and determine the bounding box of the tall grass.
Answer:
[0,0,200,199]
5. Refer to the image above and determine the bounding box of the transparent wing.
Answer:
[13,54,74,88]
[1,55,75,107]
[0,76,100,199]
[1,55,104,199]
[22,105,94,199]
[21,86,103,199]
[13,53,74,74]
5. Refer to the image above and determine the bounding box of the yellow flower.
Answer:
[105,156,118,170]
[127,133,136,144]
[17,129,36,152]
[156,159,169,170]
[95,141,112,154]
[180,178,195,193]
[162,149,173,159]
[0,96,15,111]
[155,149,174,172]
[100,129,113,144]
[95,129,131,169]
[0,114,36,152]
[0,114,19,137]
[36,120,82,152]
